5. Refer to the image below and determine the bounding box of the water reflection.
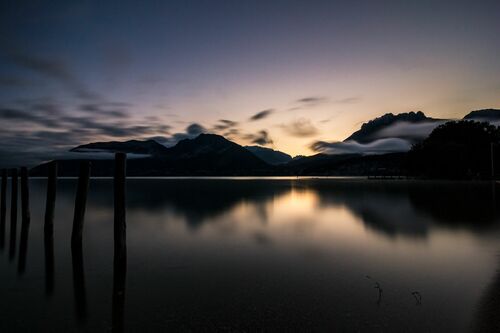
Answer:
[99,179,500,238]
[0,178,498,332]
[0,170,6,250]
[44,230,54,297]
[9,169,17,261]
[112,244,126,333]
[17,211,29,275]
[71,245,87,323]
[473,259,500,332]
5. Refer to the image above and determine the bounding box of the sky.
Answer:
[1,0,500,167]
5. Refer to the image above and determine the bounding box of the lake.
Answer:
[0,178,499,332]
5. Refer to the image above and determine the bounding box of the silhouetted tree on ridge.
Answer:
[409,120,500,179]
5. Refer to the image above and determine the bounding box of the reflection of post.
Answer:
[112,153,127,333]
[9,168,18,261]
[71,161,89,322]
[491,143,495,180]
[0,169,7,250]
[72,162,90,249]
[18,167,30,274]
[71,245,87,323]
[44,161,57,234]
[44,227,55,297]
[44,161,57,296]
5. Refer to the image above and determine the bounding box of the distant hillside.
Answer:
[32,134,275,176]
[345,111,442,143]
[284,153,407,176]
[463,109,500,122]
[245,146,292,165]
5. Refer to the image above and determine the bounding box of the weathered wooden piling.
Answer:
[20,167,30,223]
[44,161,57,234]
[112,153,127,332]
[114,153,127,258]
[71,161,91,249]
[0,169,7,250]
[9,168,18,261]
[18,167,30,274]
[44,161,57,296]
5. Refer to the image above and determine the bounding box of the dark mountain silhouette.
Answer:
[345,111,442,143]
[71,139,169,155]
[32,134,275,176]
[244,146,292,165]
[30,110,500,177]
[463,108,500,122]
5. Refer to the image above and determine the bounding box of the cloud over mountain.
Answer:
[311,138,412,155]
[281,118,318,137]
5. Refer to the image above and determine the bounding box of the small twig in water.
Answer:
[411,291,422,305]
[366,276,383,305]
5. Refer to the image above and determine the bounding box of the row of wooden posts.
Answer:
[0,153,127,331]
[0,153,127,258]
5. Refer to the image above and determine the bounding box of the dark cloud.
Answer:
[249,109,274,121]
[186,123,206,136]
[6,50,99,100]
[334,96,361,104]
[0,99,173,167]
[152,123,208,147]
[0,107,59,127]
[296,96,328,106]
[79,102,130,118]
[310,138,412,155]
[213,119,238,131]
[281,118,318,137]
[243,130,273,146]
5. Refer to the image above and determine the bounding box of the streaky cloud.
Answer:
[311,138,412,155]
[249,109,274,121]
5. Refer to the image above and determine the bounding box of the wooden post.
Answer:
[20,167,30,222]
[44,161,57,296]
[18,167,30,274]
[71,162,91,249]
[0,169,7,250]
[9,168,18,261]
[44,161,57,234]
[112,153,127,332]
[114,153,127,258]
[71,161,90,322]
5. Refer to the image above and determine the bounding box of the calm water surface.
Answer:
[0,178,499,332]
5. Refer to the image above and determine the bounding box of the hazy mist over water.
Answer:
[0,178,499,331]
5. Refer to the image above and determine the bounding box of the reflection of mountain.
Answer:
[70,179,290,228]
[77,179,500,237]
[472,260,500,332]
[312,181,500,238]
[310,181,430,237]
[407,182,500,225]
